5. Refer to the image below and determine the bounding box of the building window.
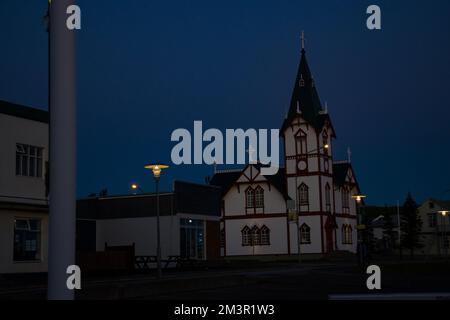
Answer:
[300,223,311,244]
[427,213,437,228]
[322,131,329,155]
[260,225,270,245]
[241,226,251,246]
[342,188,350,213]
[16,143,43,178]
[255,186,264,208]
[14,218,41,261]
[296,130,308,155]
[246,187,255,208]
[298,183,309,206]
[325,183,331,212]
[180,219,204,259]
[342,224,352,245]
[220,228,225,248]
[251,225,261,246]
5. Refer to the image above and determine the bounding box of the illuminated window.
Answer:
[300,223,311,244]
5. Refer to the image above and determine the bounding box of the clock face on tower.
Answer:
[297,160,307,171]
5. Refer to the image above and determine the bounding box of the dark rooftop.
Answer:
[0,100,48,123]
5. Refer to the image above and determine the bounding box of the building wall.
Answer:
[0,210,49,274]
[0,113,48,204]
[335,217,357,253]
[95,216,180,259]
[225,217,288,256]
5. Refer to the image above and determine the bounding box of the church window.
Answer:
[255,186,264,208]
[251,225,261,245]
[298,183,309,206]
[246,187,255,208]
[260,225,270,245]
[342,188,350,213]
[342,225,353,244]
[325,183,331,212]
[300,223,311,244]
[296,130,308,155]
[241,226,251,246]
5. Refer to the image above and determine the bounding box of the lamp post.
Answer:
[352,195,367,267]
[438,210,449,257]
[144,163,169,279]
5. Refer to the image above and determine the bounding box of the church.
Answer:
[210,38,362,257]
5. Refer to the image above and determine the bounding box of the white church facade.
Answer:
[210,42,361,257]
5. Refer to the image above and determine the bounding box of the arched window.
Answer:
[300,223,311,244]
[342,188,349,213]
[325,183,331,212]
[342,224,353,244]
[260,225,270,245]
[298,183,309,206]
[220,228,225,248]
[246,187,255,208]
[251,225,261,246]
[255,186,264,208]
[296,130,308,155]
[322,131,329,155]
[241,226,251,246]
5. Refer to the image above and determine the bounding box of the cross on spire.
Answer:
[301,30,305,51]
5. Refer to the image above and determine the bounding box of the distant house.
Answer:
[417,199,450,256]
[76,181,222,261]
[0,100,49,274]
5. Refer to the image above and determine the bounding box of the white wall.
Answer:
[96,216,180,258]
[0,113,48,204]
[0,210,49,274]
[336,217,357,253]
[225,217,288,256]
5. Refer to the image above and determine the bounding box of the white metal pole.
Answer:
[48,0,77,300]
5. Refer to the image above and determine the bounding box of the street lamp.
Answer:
[438,210,449,257]
[144,163,169,279]
[130,183,144,194]
[307,144,329,154]
[352,194,367,267]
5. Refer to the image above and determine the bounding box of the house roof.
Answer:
[281,48,331,133]
[428,199,450,210]
[210,165,291,200]
[0,100,48,123]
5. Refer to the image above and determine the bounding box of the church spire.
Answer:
[281,32,324,132]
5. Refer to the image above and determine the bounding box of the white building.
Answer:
[0,100,49,274]
[211,44,361,257]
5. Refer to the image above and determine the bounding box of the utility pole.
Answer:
[47,0,77,300]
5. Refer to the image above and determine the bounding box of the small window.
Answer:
[342,224,353,245]
[251,225,261,246]
[14,218,41,261]
[241,226,251,246]
[16,143,44,178]
[260,225,270,245]
[342,188,350,213]
[298,183,309,206]
[246,187,255,208]
[255,186,264,208]
[325,183,331,212]
[300,223,311,244]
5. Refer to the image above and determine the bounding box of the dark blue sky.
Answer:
[1,0,450,205]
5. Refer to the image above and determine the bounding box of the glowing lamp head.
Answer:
[145,163,169,179]
[324,144,329,149]
[439,210,449,217]
[131,184,139,190]
[352,194,367,203]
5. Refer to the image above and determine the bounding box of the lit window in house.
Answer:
[246,187,255,208]
[16,143,43,178]
[300,223,311,244]
[14,219,41,261]
[325,183,331,212]
[241,226,251,246]
[298,183,309,206]
[342,224,353,244]
[255,186,264,208]
[260,225,270,245]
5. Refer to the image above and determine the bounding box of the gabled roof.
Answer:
[333,161,361,194]
[281,48,329,133]
[0,100,48,123]
[210,165,291,200]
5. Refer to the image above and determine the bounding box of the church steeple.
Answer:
[282,32,324,132]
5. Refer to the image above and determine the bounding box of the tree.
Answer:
[400,193,423,257]
[382,205,396,251]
